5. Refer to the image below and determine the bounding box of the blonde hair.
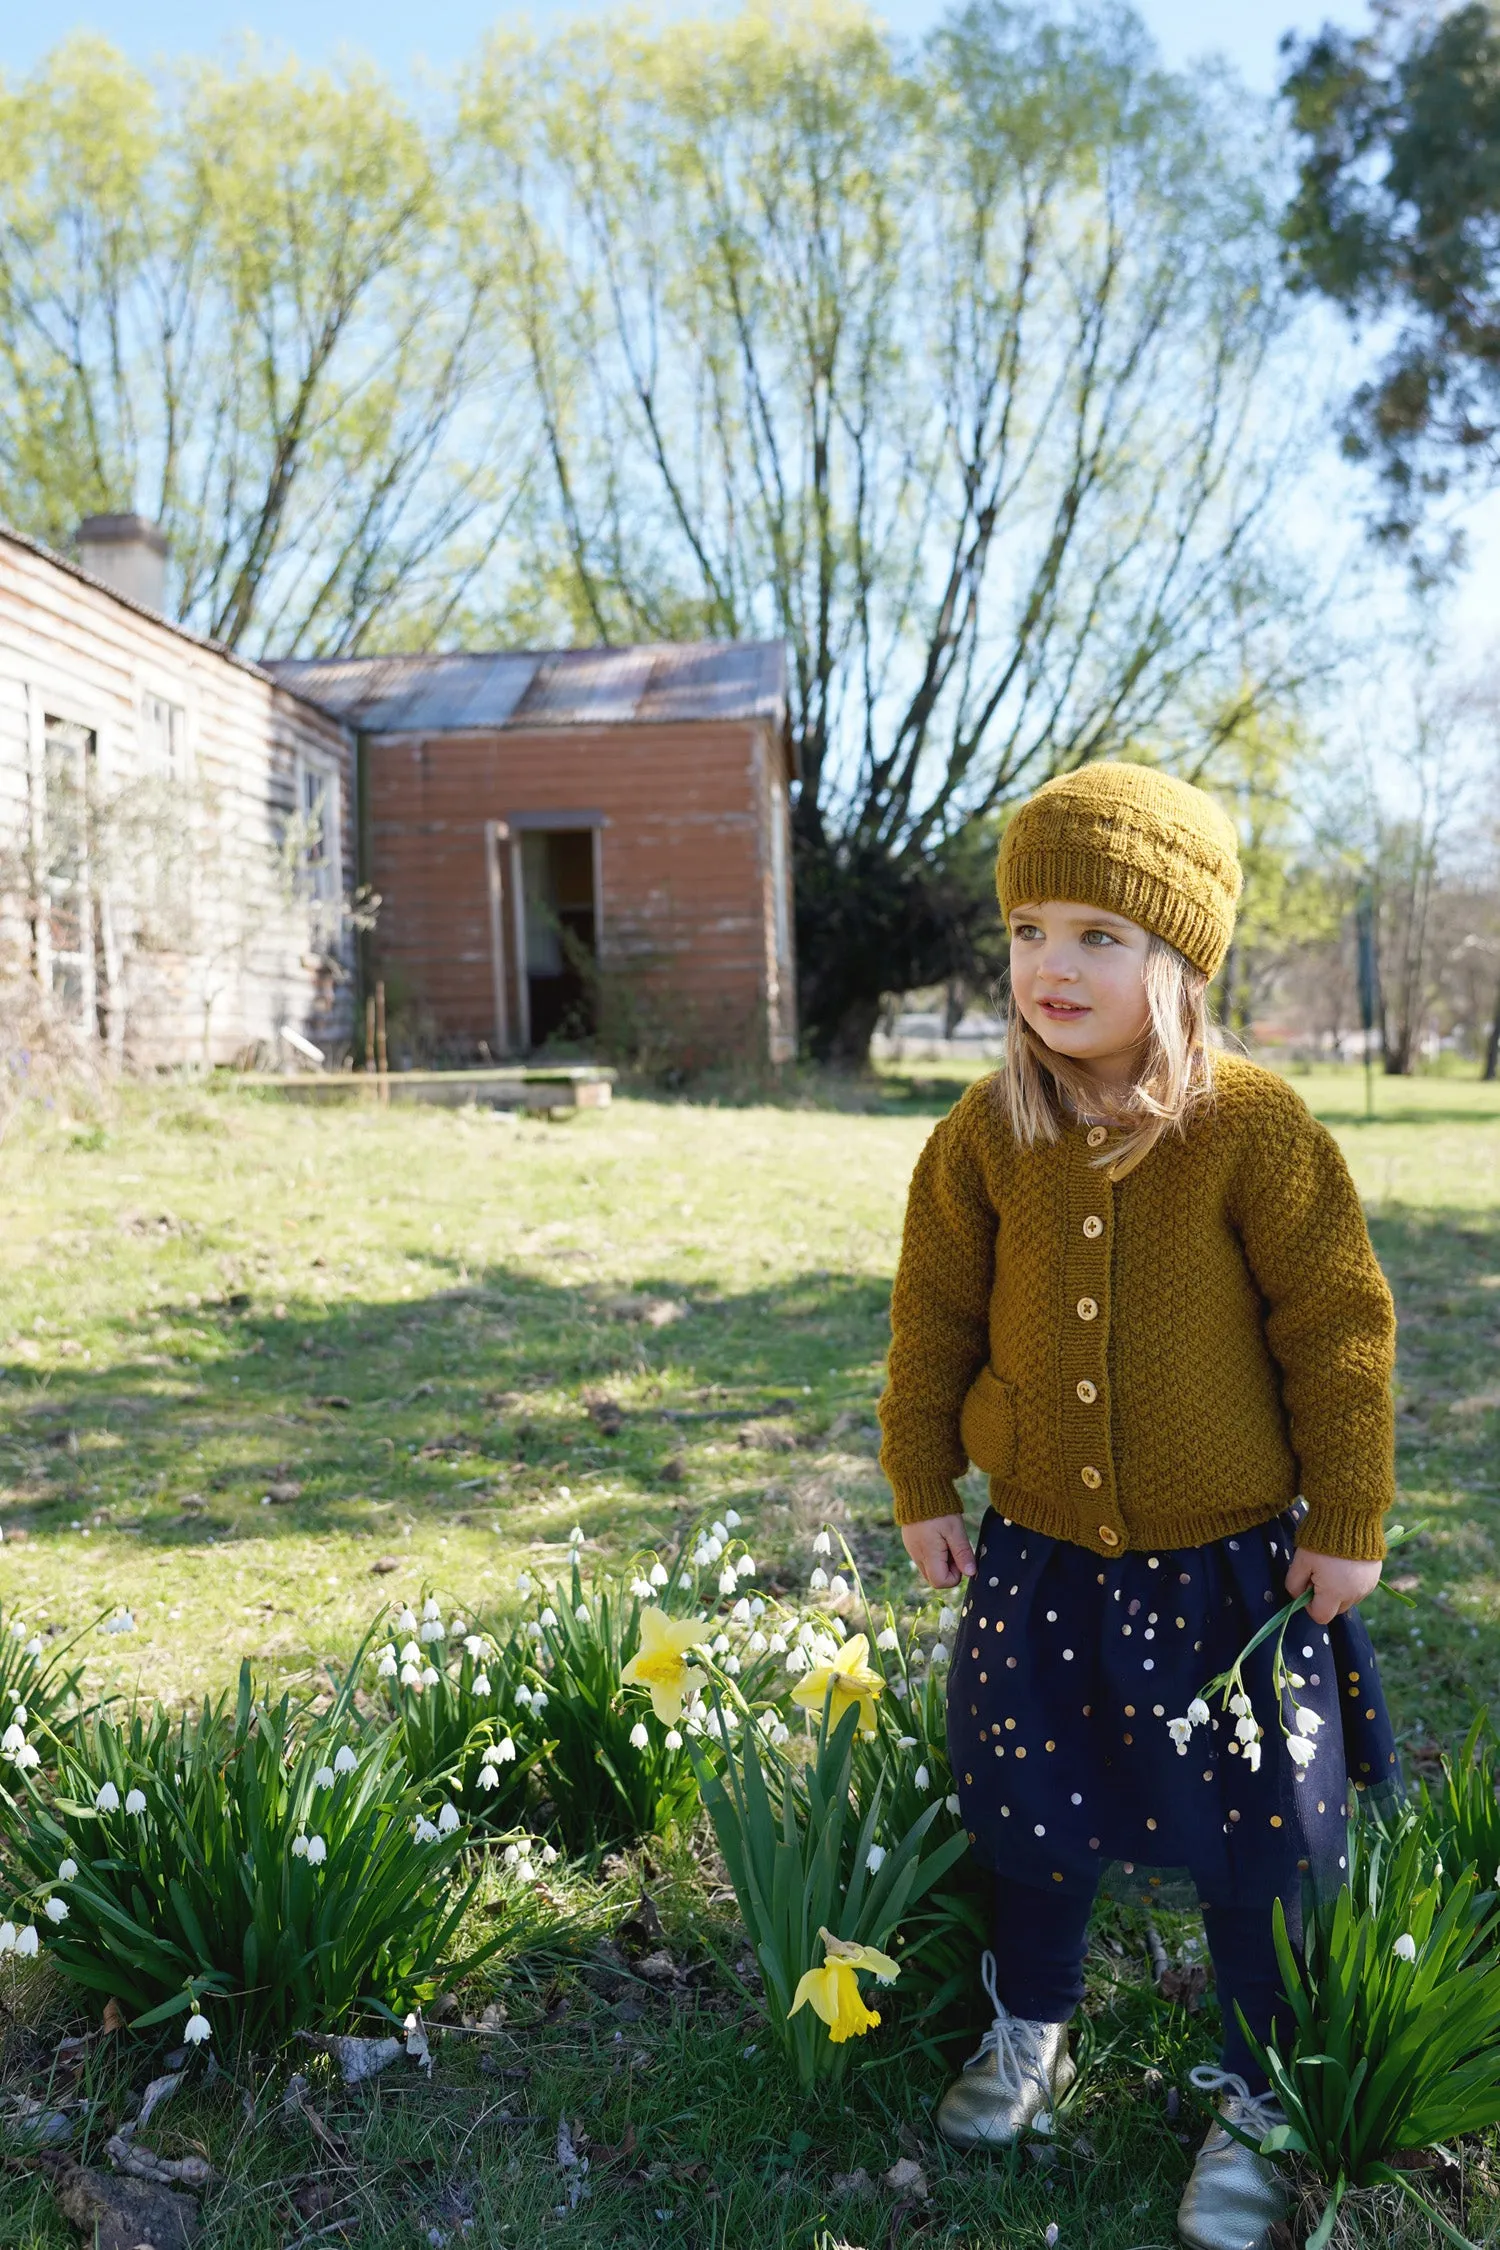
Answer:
[999,934,1216,1180]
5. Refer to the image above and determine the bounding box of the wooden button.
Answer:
[1086,1125,1108,1147]
[1083,1215,1104,1239]
[1080,1466,1102,1489]
[1076,1297,1098,1321]
[1098,1525,1120,1547]
[1076,1379,1098,1404]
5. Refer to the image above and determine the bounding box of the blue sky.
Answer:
[0,0,1371,92]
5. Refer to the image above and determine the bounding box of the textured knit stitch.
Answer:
[878,1052,1395,1562]
[997,763,1243,978]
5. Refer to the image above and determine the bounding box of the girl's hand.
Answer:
[1285,1546,1382,1625]
[902,1514,977,1590]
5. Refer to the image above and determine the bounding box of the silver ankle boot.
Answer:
[1177,2066,1292,2250]
[936,1951,1075,2150]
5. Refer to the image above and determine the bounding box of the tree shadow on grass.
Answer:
[0,1260,896,1569]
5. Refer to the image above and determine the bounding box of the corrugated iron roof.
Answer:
[267,640,786,735]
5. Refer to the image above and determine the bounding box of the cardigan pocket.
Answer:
[960,1365,1017,1478]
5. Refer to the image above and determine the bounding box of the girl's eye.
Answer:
[1011,923,1042,941]
[1081,929,1117,947]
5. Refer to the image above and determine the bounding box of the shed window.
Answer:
[36,716,99,1031]
[294,759,340,909]
[141,691,187,781]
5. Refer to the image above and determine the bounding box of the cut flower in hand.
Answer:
[791,1633,883,1736]
[789,1926,901,2043]
[620,1607,713,1724]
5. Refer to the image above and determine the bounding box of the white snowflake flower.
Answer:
[13,1744,38,1771]
[813,1531,832,1556]
[104,1610,135,1635]
[575,1604,591,1623]
[437,1802,461,1834]
[292,1833,309,1858]
[1393,1932,1417,1962]
[828,1575,848,1598]
[1,1724,24,1757]
[712,1520,728,1541]
[718,1569,739,1596]
[477,1763,499,1790]
[422,1666,440,1688]
[747,1632,768,1654]
[313,1766,335,1790]
[125,1788,147,1816]
[306,1835,328,1865]
[530,1690,548,1713]
[736,1554,756,1578]
[650,1562,669,1588]
[472,1673,491,1696]
[422,1597,442,1622]
[631,1578,654,1599]
[377,1652,398,1680]
[541,1844,558,1864]
[914,1764,931,1790]
[731,1598,752,1624]
[1229,1691,1251,1719]
[664,1729,683,1750]
[400,1664,423,1689]
[464,1635,486,1659]
[334,1746,358,1775]
[876,1627,900,1652]
[945,1793,962,1815]
[414,1816,439,1843]
[57,1859,77,1882]
[1295,1707,1323,1737]
[723,1655,742,1676]
[724,1510,742,1529]
[1187,1698,1211,1727]
[865,1844,887,1873]
[538,1608,558,1629]
[23,1639,42,1660]
[1243,1738,1262,1774]
[568,1525,584,1546]
[630,1723,650,1749]
[1235,1714,1259,1745]
[184,2008,211,2045]
[808,1568,829,1592]
[0,1923,14,1953]
[1287,1736,1316,1769]
[784,1646,810,1674]
[515,1573,532,1600]
[768,1633,787,1655]
[420,1619,445,1643]
[396,1608,418,1633]
[930,1642,951,1668]
[43,1896,67,1923]
[515,1683,534,1706]
[15,1925,38,1957]
[1167,1717,1193,1753]
[400,1641,422,1664]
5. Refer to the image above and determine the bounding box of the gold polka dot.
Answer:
[1228,1809,1240,1822]
[1366,1708,1375,1721]
[1202,1771,1212,1782]
[1317,1801,1325,1814]
[1122,1732,1133,1745]
[965,1773,973,1785]
[1176,1617,1186,1628]
[1052,1871,1064,1882]
[1088,1836,1100,1850]
[1005,1717,1016,1730]
[979,1671,988,1683]
[996,1619,1004,1632]
[1145,1817,1157,1831]
[971,1647,980,1660]
[1082,1704,1092,1717]
[1124,1704,1135,1717]
[1270,1815,1283,1829]
[1016,1746,1027,1758]
[1045,1739,1056,1752]
[1347,1671,1359,1682]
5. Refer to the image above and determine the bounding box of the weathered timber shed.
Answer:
[0,522,356,1067]
[269,642,796,1066]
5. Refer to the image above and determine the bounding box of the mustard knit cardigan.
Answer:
[878,1053,1395,1563]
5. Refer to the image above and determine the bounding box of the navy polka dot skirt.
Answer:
[947,1506,1399,1907]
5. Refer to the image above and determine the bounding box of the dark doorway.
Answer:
[521,827,597,1047]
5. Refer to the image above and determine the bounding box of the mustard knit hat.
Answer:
[996,762,1242,979]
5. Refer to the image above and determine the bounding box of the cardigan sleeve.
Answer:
[1229,1084,1396,1561]
[878,1092,998,1526]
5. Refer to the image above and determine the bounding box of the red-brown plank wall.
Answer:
[366,720,782,1062]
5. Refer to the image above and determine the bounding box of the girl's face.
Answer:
[1008,901,1152,1086]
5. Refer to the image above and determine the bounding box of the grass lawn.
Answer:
[1,1063,1497,2247]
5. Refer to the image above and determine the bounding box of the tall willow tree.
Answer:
[0,38,531,654]
[466,2,1315,1057]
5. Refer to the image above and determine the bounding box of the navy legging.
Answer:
[991,1873,1292,2090]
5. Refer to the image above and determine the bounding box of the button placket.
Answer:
[1061,1127,1123,1554]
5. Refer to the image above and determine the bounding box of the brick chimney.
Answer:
[75,514,169,614]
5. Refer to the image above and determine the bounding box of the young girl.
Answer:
[878,763,1397,2250]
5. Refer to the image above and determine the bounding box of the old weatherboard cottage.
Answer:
[0,516,796,1072]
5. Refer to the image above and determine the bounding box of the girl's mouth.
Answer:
[1038,999,1090,1019]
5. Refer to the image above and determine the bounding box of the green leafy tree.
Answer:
[0,38,530,654]
[1281,1,1500,565]
[468,2,1318,1059]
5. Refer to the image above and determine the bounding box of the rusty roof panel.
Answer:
[268,640,785,734]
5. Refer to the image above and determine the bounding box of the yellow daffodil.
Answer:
[788,1927,900,2044]
[790,1632,883,1735]
[620,1607,712,1723]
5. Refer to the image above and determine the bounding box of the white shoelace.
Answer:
[970,1950,1052,2101]
[1188,2064,1284,2148]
